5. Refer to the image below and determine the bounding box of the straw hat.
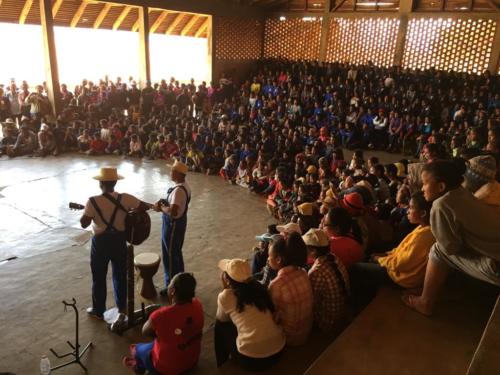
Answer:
[93,167,124,181]
[171,160,188,175]
[1,118,15,126]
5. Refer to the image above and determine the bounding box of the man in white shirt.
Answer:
[154,160,191,294]
[80,167,151,319]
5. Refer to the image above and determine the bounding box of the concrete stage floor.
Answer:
[0,154,277,375]
[0,151,404,375]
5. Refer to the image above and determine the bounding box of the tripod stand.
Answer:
[49,298,92,372]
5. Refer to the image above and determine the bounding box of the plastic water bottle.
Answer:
[40,355,51,375]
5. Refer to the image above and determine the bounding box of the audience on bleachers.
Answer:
[2,60,499,373]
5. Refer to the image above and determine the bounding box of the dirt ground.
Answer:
[0,151,404,375]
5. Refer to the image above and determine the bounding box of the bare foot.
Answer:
[402,294,433,316]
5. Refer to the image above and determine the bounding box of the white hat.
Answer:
[93,167,124,181]
[2,118,15,125]
[302,228,329,247]
[218,259,251,283]
[170,160,188,175]
[276,222,302,235]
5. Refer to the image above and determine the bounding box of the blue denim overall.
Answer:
[89,195,127,315]
[161,185,190,286]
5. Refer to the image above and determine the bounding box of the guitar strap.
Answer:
[89,194,122,233]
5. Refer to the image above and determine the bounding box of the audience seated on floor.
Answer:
[1,60,499,372]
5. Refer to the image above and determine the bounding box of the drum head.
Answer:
[134,252,160,266]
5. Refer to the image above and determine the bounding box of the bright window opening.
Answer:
[0,22,209,89]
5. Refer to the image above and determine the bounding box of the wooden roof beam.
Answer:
[150,11,169,33]
[70,1,88,28]
[19,0,34,25]
[165,13,184,35]
[332,0,348,11]
[113,5,132,30]
[194,17,209,37]
[52,0,64,17]
[180,14,199,36]
[264,0,289,8]
[132,19,140,31]
[94,0,264,18]
[94,3,112,28]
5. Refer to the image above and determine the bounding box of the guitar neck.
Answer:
[69,202,85,210]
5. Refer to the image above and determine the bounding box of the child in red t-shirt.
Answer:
[87,133,108,155]
[124,273,204,375]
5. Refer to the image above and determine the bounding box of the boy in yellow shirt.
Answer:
[349,192,434,312]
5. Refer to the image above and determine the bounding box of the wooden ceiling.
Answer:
[0,0,496,37]
[0,0,211,38]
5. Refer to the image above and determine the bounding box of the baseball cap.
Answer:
[276,222,302,235]
[255,233,283,243]
[302,228,329,247]
[218,259,251,283]
[298,202,314,216]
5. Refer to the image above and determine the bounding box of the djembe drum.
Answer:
[134,253,161,300]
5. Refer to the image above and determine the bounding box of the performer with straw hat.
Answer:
[153,160,191,295]
[80,167,152,320]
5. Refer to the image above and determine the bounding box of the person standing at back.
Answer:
[80,167,152,319]
[153,160,191,295]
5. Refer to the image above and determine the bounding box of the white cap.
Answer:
[218,258,251,283]
[302,228,329,247]
[276,222,302,235]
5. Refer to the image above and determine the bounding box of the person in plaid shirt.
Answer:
[268,234,313,346]
[303,228,350,332]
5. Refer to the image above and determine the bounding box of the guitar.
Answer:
[69,200,151,246]
[69,202,137,328]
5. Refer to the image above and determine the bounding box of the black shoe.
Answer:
[86,307,103,320]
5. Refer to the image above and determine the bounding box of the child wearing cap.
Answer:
[124,273,204,375]
[303,228,350,332]
[216,258,285,371]
[251,225,280,275]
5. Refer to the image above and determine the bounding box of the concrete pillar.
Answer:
[208,15,216,84]
[393,15,409,67]
[488,21,500,73]
[40,0,61,118]
[393,0,414,66]
[138,6,151,87]
[318,0,332,62]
